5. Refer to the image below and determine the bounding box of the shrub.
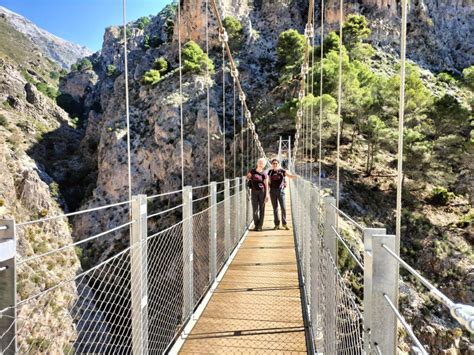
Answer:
[106,64,117,77]
[429,187,455,206]
[35,82,58,99]
[142,34,150,49]
[223,16,243,49]
[342,14,371,50]
[0,114,7,127]
[437,72,456,84]
[49,71,60,80]
[150,35,163,48]
[50,182,60,198]
[77,58,93,71]
[182,41,215,74]
[276,29,305,74]
[70,63,79,72]
[142,69,161,85]
[153,57,168,73]
[462,65,474,90]
[137,16,151,30]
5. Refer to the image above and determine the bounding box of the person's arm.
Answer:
[285,170,297,179]
[264,175,270,202]
[246,171,252,180]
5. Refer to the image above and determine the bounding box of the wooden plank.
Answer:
[179,192,307,354]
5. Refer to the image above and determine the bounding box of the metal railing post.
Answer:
[288,136,292,170]
[303,180,312,299]
[368,233,399,353]
[0,219,16,355]
[224,179,231,257]
[182,186,194,320]
[130,195,148,354]
[363,227,387,353]
[323,196,337,261]
[240,177,246,232]
[209,182,217,283]
[323,195,337,350]
[234,177,241,243]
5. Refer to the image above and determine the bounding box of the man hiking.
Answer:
[268,158,296,230]
[246,158,269,231]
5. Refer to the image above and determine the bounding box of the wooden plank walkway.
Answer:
[179,192,307,354]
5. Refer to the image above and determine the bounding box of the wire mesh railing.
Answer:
[0,178,252,354]
[289,174,473,354]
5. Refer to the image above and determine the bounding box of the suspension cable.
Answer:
[336,0,343,211]
[396,0,408,258]
[318,0,324,191]
[241,99,244,177]
[209,0,267,161]
[310,8,316,183]
[293,0,314,172]
[233,78,237,178]
[206,0,211,185]
[122,0,132,202]
[177,0,185,188]
[222,40,226,180]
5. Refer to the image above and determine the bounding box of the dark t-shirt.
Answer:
[248,169,268,191]
[268,169,286,189]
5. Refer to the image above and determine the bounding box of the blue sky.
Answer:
[0,0,171,51]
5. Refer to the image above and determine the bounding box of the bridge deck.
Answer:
[179,192,307,354]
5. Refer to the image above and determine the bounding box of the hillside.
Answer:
[0,6,91,69]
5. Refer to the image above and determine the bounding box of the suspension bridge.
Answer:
[0,0,473,354]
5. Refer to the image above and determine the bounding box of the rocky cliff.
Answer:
[325,0,474,73]
[0,6,92,69]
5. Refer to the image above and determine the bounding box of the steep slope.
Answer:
[0,20,83,352]
[0,6,91,69]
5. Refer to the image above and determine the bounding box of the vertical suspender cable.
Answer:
[178,0,185,188]
[206,0,211,185]
[233,79,237,178]
[222,43,226,180]
[396,0,408,302]
[241,101,244,177]
[310,16,316,183]
[318,0,324,192]
[336,0,343,211]
[122,0,132,202]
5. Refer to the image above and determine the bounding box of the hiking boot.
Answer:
[273,225,280,230]
[282,224,290,230]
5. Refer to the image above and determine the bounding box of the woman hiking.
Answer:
[246,158,269,231]
[268,158,296,230]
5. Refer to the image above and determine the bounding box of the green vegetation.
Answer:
[50,182,60,198]
[462,65,474,89]
[137,16,151,30]
[223,16,244,50]
[106,64,117,77]
[35,82,58,99]
[437,72,456,84]
[49,71,60,80]
[0,114,7,127]
[153,57,169,74]
[182,41,215,74]
[429,187,455,206]
[276,29,305,78]
[163,3,177,41]
[342,14,371,50]
[142,69,161,85]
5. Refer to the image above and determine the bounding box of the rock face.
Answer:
[323,0,474,73]
[0,57,82,352]
[0,6,92,69]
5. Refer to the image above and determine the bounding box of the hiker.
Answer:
[268,158,296,230]
[246,158,269,231]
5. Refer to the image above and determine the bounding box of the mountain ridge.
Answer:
[0,6,92,69]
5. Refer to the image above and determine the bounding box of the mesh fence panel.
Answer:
[14,248,132,354]
[147,222,184,353]
[193,208,210,304]
[291,180,364,354]
[215,200,226,272]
